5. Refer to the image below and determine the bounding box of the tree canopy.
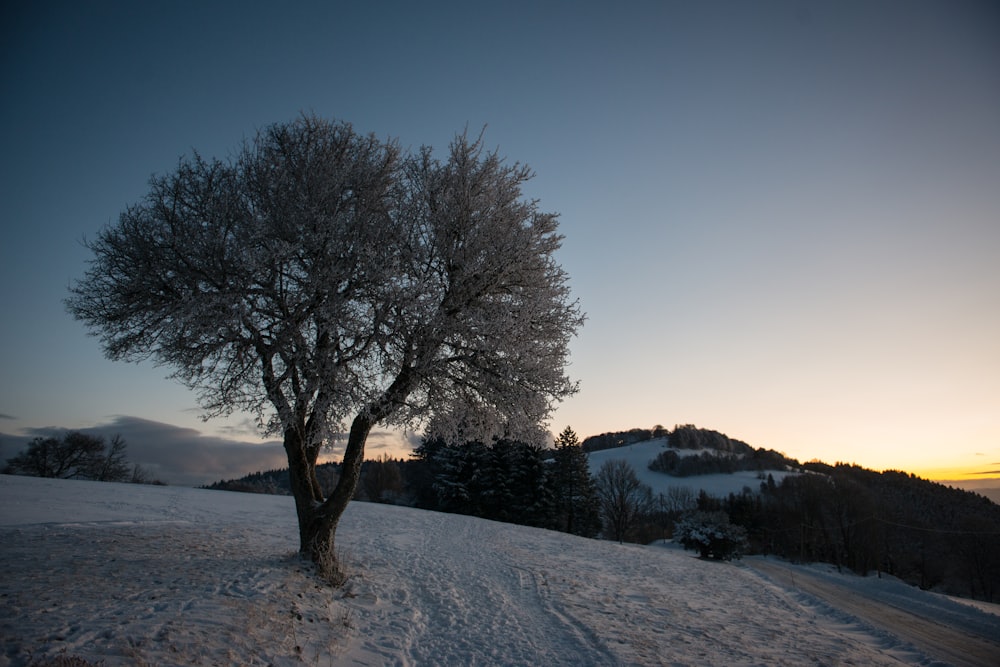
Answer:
[67,115,583,580]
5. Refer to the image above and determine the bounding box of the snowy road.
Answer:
[748,558,1000,667]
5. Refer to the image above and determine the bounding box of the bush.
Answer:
[674,510,748,561]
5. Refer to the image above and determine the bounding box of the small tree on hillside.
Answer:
[550,426,601,537]
[67,115,583,581]
[595,459,653,543]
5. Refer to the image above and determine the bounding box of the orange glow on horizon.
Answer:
[907,465,1000,483]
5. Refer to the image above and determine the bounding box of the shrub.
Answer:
[674,510,748,561]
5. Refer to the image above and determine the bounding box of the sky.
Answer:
[1,0,998,487]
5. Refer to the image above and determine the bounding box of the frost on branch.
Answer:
[674,510,748,561]
[66,115,584,578]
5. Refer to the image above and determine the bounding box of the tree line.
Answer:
[715,463,1000,601]
[649,448,793,477]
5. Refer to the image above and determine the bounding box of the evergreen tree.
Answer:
[550,427,601,537]
[433,440,489,516]
[506,440,555,529]
[480,439,515,521]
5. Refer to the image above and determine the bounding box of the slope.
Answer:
[2,475,997,666]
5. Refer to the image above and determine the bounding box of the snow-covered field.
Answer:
[2,474,998,666]
[586,437,799,499]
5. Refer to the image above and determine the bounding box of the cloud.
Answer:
[342,429,422,459]
[214,417,266,440]
[973,469,1000,476]
[1,416,422,487]
[3,417,285,487]
[0,414,16,420]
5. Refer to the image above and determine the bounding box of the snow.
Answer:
[2,474,998,666]
[586,437,798,499]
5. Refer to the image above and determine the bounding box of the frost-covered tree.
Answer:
[595,459,653,543]
[550,426,601,537]
[674,510,748,561]
[66,115,583,581]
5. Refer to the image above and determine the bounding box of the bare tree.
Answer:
[595,459,653,543]
[91,433,131,481]
[659,485,697,515]
[4,432,131,482]
[67,115,583,581]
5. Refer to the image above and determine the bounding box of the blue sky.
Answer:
[2,1,998,486]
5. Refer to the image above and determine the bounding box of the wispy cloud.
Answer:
[214,417,265,440]
[0,414,16,420]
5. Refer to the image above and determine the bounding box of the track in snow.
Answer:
[337,509,617,666]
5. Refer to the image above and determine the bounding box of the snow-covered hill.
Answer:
[2,474,998,666]
[586,437,798,499]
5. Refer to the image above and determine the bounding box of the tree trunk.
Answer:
[294,412,374,583]
[289,364,417,584]
[284,427,323,554]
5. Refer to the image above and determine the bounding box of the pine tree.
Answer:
[432,440,489,516]
[550,426,601,537]
[508,440,555,528]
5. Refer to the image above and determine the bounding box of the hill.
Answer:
[3,474,999,666]
[587,435,1000,598]
[585,436,798,499]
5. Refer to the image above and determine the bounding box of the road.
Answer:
[748,558,1000,667]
